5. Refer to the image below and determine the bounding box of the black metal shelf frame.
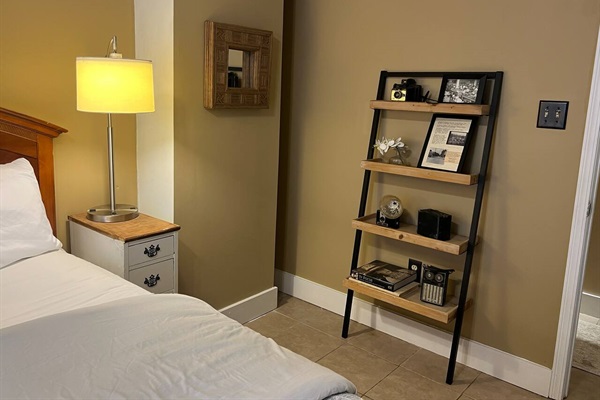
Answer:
[341,70,503,385]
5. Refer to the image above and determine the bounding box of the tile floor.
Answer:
[245,293,600,400]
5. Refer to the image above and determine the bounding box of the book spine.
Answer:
[355,273,395,291]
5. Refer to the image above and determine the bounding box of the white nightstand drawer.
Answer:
[69,213,179,293]
[128,235,174,267]
[128,259,174,294]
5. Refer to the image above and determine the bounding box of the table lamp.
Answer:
[76,36,154,222]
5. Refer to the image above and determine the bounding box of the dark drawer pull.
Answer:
[144,244,161,258]
[144,274,160,287]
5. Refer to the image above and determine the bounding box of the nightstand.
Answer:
[68,213,180,294]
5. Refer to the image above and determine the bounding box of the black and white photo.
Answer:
[426,148,447,165]
[438,74,486,104]
[447,131,467,146]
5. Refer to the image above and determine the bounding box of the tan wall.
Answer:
[174,0,283,309]
[583,189,600,295]
[277,0,600,368]
[0,0,137,246]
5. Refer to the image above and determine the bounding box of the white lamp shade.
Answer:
[76,57,155,113]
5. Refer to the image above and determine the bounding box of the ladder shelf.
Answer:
[341,70,503,385]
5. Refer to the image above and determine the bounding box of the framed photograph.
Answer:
[438,74,486,104]
[417,114,478,173]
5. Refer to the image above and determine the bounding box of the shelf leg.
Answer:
[341,72,387,339]
[446,326,460,384]
[341,289,354,338]
[446,72,502,383]
[446,259,470,384]
[446,242,476,384]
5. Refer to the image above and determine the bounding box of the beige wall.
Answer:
[174,0,283,309]
[135,0,175,223]
[0,0,137,246]
[277,0,600,368]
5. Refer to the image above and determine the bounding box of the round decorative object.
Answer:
[388,146,411,166]
[379,195,403,220]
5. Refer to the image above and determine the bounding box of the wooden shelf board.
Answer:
[352,214,469,255]
[343,277,471,324]
[361,160,477,185]
[370,100,490,116]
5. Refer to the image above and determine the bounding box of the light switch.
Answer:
[537,101,569,130]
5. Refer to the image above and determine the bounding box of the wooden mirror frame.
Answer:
[204,21,273,109]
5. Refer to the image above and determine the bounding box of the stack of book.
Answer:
[350,260,417,292]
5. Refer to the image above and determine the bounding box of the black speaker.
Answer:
[417,209,451,241]
[420,265,454,306]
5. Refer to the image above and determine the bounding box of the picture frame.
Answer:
[438,74,486,104]
[417,114,478,173]
[204,21,273,109]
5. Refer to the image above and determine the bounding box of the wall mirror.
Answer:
[204,21,273,109]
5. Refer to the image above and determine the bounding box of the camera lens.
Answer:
[394,91,403,99]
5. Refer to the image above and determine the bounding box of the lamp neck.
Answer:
[110,36,117,54]
[107,113,116,214]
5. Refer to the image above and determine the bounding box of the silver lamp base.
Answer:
[87,204,139,223]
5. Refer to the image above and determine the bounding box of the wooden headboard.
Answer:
[0,108,67,234]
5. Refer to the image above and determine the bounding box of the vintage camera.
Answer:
[376,210,400,228]
[390,79,423,102]
[420,265,454,306]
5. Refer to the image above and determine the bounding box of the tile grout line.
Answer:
[275,299,470,396]
[398,348,481,397]
[362,364,403,398]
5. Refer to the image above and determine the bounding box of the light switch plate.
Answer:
[537,100,569,130]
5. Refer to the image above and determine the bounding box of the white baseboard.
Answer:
[275,269,552,398]
[580,292,600,319]
[219,286,278,324]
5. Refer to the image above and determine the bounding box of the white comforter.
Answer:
[0,250,149,329]
[1,273,357,399]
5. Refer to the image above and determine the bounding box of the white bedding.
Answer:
[1,155,358,398]
[1,294,356,399]
[0,249,148,329]
[0,251,359,399]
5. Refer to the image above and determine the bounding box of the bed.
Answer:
[0,108,359,399]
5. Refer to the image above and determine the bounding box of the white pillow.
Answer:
[0,158,62,268]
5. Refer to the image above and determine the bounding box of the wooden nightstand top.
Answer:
[68,213,180,242]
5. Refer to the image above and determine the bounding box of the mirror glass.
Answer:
[227,49,244,88]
